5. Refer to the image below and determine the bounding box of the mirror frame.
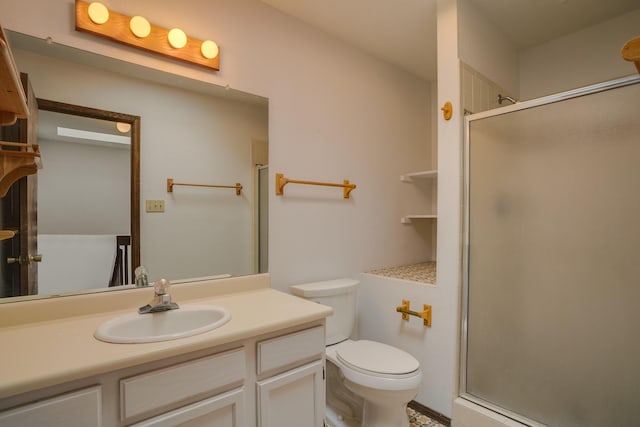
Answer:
[36,98,141,277]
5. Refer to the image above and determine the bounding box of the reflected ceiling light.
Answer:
[129,16,151,38]
[201,40,219,59]
[116,122,132,133]
[167,28,187,49]
[87,2,109,25]
[76,0,220,71]
[57,127,130,146]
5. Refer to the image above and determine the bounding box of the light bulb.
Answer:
[167,28,187,49]
[116,122,131,133]
[87,2,109,25]
[129,16,151,38]
[201,40,219,59]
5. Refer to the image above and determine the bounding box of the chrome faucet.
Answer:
[134,265,149,287]
[138,278,179,314]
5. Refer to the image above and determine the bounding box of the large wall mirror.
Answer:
[0,31,269,302]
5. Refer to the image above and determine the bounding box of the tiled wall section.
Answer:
[461,62,515,115]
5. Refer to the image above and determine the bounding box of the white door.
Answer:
[257,360,324,427]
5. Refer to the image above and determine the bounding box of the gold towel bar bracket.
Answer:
[167,178,243,195]
[275,173,356,199]
[396,299,432,327]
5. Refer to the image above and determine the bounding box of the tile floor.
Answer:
[407,406,449,427]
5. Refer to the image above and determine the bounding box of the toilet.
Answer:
[290,279,422,427]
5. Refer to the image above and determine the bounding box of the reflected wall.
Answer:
[12,42,268,286]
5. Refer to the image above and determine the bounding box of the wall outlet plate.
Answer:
[146,199,165,213]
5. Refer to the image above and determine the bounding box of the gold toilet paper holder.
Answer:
[396,299,432,327]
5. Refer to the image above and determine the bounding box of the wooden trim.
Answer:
[36,98,141,273]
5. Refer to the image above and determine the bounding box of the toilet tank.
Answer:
[290,278,359,345]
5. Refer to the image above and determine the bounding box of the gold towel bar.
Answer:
[0,230,16,241]
[275,173,356,199]
[396,299,432,327]
[167,178,243,195]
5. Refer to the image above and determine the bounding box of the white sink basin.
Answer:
[94,305,231,344]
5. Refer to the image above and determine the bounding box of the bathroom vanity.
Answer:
[0,274,331,427]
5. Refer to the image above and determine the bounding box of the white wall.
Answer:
[357,273,455,416]
[38,137,130,235]
[458,0,519,98]
[519,9,640,99]
[417,0,464,417]
[458,3,640,102]
[0,0,433,288]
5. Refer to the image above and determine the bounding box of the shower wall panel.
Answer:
[463,79,640,426]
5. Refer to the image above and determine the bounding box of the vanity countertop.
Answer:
[0,274,332,399]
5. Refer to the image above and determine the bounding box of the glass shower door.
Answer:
[462,76,640,427]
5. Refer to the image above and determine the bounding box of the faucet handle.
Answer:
[154,278,171,295]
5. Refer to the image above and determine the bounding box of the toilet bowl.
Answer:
[290,279,422,427]
[326,339,422,427]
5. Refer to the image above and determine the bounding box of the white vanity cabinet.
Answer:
[129,388,245,427]
[0,386,102,427]
[256,326,326,427]
[0,323,326,427]
[122,348,246,426]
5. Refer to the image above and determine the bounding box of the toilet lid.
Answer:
[335,340,419,375]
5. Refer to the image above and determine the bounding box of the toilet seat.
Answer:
[336,340,420,376]
[326,340,422,391]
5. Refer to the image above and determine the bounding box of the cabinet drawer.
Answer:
[121,347,245,421]
[0,386,101,427]
[130,388,244,427]
[257,326,324,375]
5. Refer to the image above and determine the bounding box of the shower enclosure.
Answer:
[461,75,640,426]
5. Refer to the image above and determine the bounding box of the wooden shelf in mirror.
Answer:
[0,141,42,197]
[0,25,29,126]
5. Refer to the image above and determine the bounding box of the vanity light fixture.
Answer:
[75,0,220,71]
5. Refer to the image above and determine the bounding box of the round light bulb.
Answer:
[129,16,151,38]
[201,40,219,59]
[88,2,109,25]
[167,28,187,49]
[116,122,131,133]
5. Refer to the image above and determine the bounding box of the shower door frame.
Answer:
[459,74,640,427]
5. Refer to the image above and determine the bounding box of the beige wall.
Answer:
[1,0,434,288]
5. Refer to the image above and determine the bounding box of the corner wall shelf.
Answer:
[400,169,437,224]
[401,214,437,224]
[400,169,437,182]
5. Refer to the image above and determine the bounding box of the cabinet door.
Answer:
[257,360,324,427]
[130,388,244,427]
[0,386,101,427]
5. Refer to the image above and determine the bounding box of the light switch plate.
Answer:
[146,199,165,213]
